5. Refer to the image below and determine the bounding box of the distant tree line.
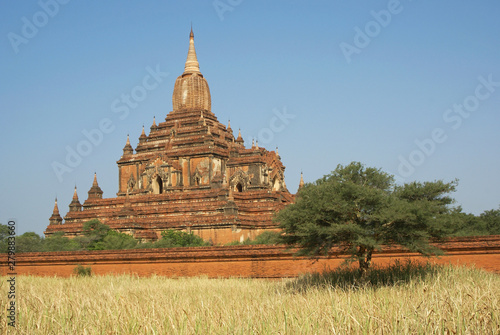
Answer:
[0,206,498,254]
[0,219,211,253]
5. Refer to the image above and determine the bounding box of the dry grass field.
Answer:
[0,263,499,334]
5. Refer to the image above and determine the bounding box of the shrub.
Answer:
[73,264,92,277]
[287,259,440,292]
[225,231,283,246]
[252,231,282,245]
[158,230,209,247]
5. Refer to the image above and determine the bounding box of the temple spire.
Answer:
[184,27,200,74]
[298,171,305,190]
[72,186,79,200]
[92,172,98,187]
[69,186,82,212]
[49,197,63,225]
[123,134,133,156]
[139,125,147,143]
[53,198,60,215]
[88,173,104,200]
[236,129,244,146]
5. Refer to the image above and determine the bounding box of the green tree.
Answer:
[0,223,10,253]
[157,229,209,247]
[93,230,138,250]
[15,232,44,253]
[480,207,500,235]
[77,219,111,250]
[251,231,282,245]
[276,162,457,272]
[226,231,283,246]
[441,205,500,236]
[43,232,81,252]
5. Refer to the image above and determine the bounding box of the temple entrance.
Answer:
[272,177,280,191]
[152,175,163,194]
[236,183,243,192]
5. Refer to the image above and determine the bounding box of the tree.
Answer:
[76,219,111,250]
[43,232,81,252]
[15,232,44,253]
[249,231,282,245]
[0,223,10,253]
[92,230,138,250]
[156,229,209,247]
[276,162,458,272]
[441,205,500,236]
[480,207,500,235]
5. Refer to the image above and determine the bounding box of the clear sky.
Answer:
[1,1,499,235]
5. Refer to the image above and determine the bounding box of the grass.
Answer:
[0,262,498,334]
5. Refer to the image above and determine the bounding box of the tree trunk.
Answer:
[357,247,373,275]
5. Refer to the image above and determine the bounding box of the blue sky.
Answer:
[1,0,499,235]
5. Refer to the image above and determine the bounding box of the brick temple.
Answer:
[45,29,298,244]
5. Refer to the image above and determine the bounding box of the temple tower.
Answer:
[49,198,63,225]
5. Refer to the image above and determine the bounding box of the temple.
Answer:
[45,29,295,244]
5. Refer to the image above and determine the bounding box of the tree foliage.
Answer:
[43,232,81,252]
[0,224,10,253]
[479,207,500,235]
[93,230,138,250]
[156,229,209,248]
[276,162,459,272]
[225,231,283,246]
[73,264,92,277]
[15,232,45,253]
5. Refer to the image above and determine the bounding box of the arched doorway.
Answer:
[152,175,162,194]
[272,177,280,191]
[236,183,243,192]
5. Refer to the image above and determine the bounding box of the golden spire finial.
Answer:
[93,172,98,187]
[299,171,305,190]
[184,27,200,74]
[53,198,60,215]
[73,186,78,200]
[152,116,156,127]
[141,125,146,136]
[126,134,130,145]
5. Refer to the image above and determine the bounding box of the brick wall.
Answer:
[1,236,499,277]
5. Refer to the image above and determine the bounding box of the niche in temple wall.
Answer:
[192,157,210,185]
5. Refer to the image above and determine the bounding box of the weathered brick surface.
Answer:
[2,236,499,277]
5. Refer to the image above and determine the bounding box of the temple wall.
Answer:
[189,227,277,244]
[2,236,499,278]
[119,164,137,193]
[182,159,189,186]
